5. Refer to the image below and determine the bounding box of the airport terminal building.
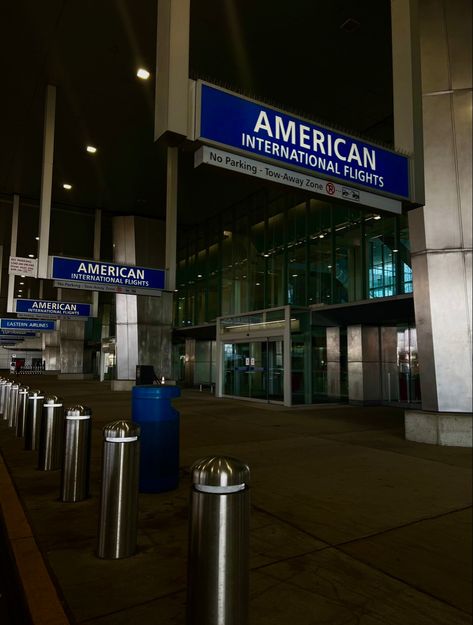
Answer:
[0,0,471,445]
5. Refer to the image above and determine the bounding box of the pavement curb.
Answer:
[0,453,71,625]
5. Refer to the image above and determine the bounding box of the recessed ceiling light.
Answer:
[19,282,24,285]
[20,275,25,278]
[374,215,381,220]
[28,254,34,258]
[318,234,325,239]
[392,249,399,253]
[18,289,22,293]
[63,183,72,190]
[292,274,298,277]
[35,236,40,240]
[137,68,150,80]
[86,145,97,154]
[17,294,22,298]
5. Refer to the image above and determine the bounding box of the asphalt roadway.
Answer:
[0,374,471,625]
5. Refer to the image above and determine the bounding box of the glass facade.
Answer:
[175,189,411,326]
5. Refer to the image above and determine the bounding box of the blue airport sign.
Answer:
[197,82,410,200]
[15,298,92,318]
[51,257,165,295]
[0,319,56,331]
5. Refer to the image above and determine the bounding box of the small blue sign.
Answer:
[198,82,410,199]
[0,319,56,331]
[51,257,165,291]
[15,299,92,318]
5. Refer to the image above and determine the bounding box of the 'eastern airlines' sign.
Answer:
[197,82,410,200]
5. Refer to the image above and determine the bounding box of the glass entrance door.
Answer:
[223,339,284,402]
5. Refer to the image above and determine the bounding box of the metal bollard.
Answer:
[24,390,44,450]
[97,420,140,559]
[60,406,92,502]
[16,386,30,437]
[8,383,20,429]
[0,378,7,418]
[38,395,64,470]
[3,381,13,424]
[187,456,250,625]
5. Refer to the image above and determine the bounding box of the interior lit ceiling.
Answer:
[0,0,393,228]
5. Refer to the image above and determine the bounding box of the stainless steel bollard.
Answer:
[8,383,20,428]
[3,381,13,424]
[0,378,7,418]
[38,395,64,470]
[24,390,44,450]
[60,406,92,502]
[187,456,250,625]
[97,420,140,559]
[16,385,30,437]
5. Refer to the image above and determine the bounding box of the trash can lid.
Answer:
[44,394,63,407]
[132,385,181,399]
[191,456,250,491]
[103,420,140,442]
[65,405,92,419]
[28,389,44,399]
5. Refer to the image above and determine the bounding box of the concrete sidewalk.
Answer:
[0,374,471,625]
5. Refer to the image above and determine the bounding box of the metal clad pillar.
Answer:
[38,85,56,279]
[392,0,472,444]
[154,0,190,141]
[7,194,19,312]
[347,325,381,404]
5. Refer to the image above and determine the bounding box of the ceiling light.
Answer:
[18,290,22,293]
[63,183,72,190]
[292,274,298,277]
[28,254,34,258]
[17,294,22,298]
[137,68,150,80]
[35,236,40,241]
[86,145,97,154]
[197,274,203,278]
[318,234,325,239]
[392,249,399,253]
[374,215,381,220]
[20,275,25,278]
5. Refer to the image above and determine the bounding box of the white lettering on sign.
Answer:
[251,111,377,171]
[32,301,77,312]
[244,112,383,188]
[77,262,145,280]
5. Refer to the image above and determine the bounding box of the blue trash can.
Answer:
[131,385,181,493]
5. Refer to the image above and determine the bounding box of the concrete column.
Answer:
[112,216,171,390]
[347,325,381,404]
[6,194,19,313]
[326,327,341,399]
[394,0,472,445]
[38,85,56,279]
